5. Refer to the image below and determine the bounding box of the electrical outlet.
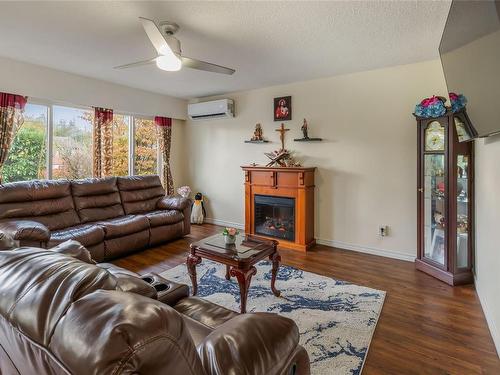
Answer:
[379,225,389,237]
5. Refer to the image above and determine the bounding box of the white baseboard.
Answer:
[203,218,415,262]
[204,217,245,230]
[475,275,500,358]
[316,238,416,262]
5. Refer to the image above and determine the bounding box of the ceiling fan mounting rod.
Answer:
[159,21,180,36]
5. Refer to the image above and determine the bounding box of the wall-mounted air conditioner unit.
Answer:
[187,99,234,120]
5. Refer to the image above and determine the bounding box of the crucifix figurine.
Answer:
[275,123,290,150]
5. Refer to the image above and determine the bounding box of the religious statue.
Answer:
[294,118,323,142]
[276,123,290,151]
[301,118,309,139]
[263,123,301,167]
[251,123,264,141]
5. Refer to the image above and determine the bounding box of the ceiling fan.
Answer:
[114,17,235,75]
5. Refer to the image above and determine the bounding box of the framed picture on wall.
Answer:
[274,96,292,121]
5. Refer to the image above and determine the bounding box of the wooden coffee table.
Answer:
[187,234,281,313]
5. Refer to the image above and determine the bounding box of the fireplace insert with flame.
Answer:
[254,195,295,241]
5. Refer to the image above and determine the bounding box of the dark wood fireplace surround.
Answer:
[242,166,316,251]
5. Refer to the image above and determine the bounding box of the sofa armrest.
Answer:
[49,240,95,264]
[197,313,309,375]
[97,263,158,299]
[157,195,191,211]
[0,220,50,245]
[157,196,192,236]
[141,273,190,306]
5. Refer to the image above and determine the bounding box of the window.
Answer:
[1,103,48,183]
[2,99,162,183]
[112,114,130,176]
[134,117,158,175]
[52,105,93,179]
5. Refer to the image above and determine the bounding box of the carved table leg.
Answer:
[187,254,202,295]
[230,266,257,314]
[270,252,281,297]
[225,265,231,280]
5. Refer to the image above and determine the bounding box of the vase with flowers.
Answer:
[222,227,239,245]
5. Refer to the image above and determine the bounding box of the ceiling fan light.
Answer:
[156,54,182,71]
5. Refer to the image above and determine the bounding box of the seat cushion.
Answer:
[97,215,150,239]
[48,224,105,248]
[145,210,184,228]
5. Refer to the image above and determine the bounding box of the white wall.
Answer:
[475,136,500,355]
[0,56,187,119]
[184,60,448,261]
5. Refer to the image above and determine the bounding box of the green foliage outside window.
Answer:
[1,121,47,183]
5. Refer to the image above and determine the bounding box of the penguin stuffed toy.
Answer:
[191,192,206,224]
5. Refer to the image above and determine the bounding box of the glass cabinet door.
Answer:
[423,154,446,266]
[422,120,446,266]
[456,155,469,269]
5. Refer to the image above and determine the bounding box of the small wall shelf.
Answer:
[294,138,323,142]
[244,140,270,143]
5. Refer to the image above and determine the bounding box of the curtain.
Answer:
[155,116,173,195]
[93,107,113,178]
[0,92,27,183]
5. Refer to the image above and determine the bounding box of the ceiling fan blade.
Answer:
[139,17,170,55]
[113,57,157,70]
[181,56,235,75]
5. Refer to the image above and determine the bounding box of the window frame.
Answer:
[15,98,162,181]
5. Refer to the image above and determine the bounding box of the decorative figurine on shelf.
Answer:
[245,123,269,143]
[301,118,309,139]
[191,192,206,225]
[294,118,322,142]
[252,123,263,141]
[434,211,445,228]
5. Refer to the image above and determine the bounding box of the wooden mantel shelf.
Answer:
[242,165,316,252]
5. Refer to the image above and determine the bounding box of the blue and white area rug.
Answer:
[162,260,385,375]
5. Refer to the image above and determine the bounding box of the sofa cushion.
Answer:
[0,248,116,346]
[71,177,124,223]
[145,210,184,228]
[48,224,105,248]
[0,180,80,230]
[117,175,165,215]
[97,215,150,239]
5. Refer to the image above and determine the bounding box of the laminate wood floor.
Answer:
[112,223,500,375]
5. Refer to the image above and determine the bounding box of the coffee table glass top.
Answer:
[195,234,275,259]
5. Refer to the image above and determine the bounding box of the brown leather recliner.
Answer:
[0,175,191,262]
[0,243,310,375]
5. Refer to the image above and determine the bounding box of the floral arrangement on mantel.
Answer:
[414,93,467,118]
[222,227,239,245]
[177,185,191,198]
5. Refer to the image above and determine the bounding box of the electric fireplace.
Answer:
[242,165,316,252]
[254,195,295,241]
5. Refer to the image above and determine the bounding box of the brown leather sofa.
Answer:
[0,242,310,375]
[0,175,190,262]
